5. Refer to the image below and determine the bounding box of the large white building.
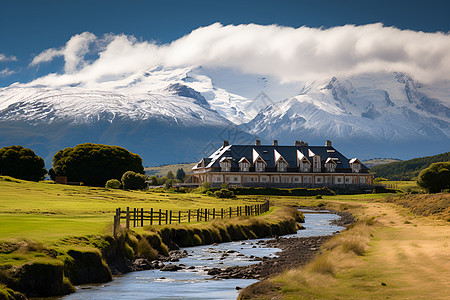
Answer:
[192,140,373,187]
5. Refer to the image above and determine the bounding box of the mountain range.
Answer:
[0,66,448,167]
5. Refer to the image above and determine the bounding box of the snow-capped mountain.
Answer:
[0,67,258,165]
[245,72,450,159]
[0,66,448,166]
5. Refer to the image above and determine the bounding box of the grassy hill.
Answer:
[362,158,402,168]
[144,163,196,177]
[371,152,450,180]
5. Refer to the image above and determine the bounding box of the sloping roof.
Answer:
[193,143,369,171]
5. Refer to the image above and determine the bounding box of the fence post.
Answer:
[205,208,208,221]
[237,206,239,216]
[150,208,153,225]
[113,214,117,239]
[159,209,162,225]
[197,209,200,222]
[117,208,121,227]
[169,210,172,224]
[126,207,130,229]
[133,208,136,227]
[188,210,191,223]
[178,211,181,223]
[221,208,223,219]
[166,210,168,224]
[213,208,215,219]
[141,208,144,227]
[229,207,232,218]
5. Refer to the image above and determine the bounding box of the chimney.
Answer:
[255,140,261,146]
[295,140,307,147]
[223,140,229,147]
[273,140,278,146]
[325,140,332,147]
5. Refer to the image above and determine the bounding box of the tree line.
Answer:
[371,152,449,180]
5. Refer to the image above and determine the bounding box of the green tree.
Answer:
[176,168,186,181]
[417,162,450,193]
[149,175,158,186]
[121,171,147,190]
[167,170,174,179]
[51,143,144,187]
[0,145,47,181]
[105,179,122,189]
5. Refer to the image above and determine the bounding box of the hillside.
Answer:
[144,163,196,176]
[362,158,402,168]
[371,152,450,180]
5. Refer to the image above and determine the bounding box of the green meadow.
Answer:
[0,176,261,244]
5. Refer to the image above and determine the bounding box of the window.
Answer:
[256,161,265,172]
[359,177,366,184]
[300,161,310,172]
[337,177,342,183]
[294,177,299,182]
[226,176,230,182]
[234,177,238,182]
[220,161,231,172]
[239,162,250,172]
[313,156,321,172]
[316,177,322,183]
[345,177,350,183]
[261,177,267,182]
[277,161,287,172]
[325,163,336,172]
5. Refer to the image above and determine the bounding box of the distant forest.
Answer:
[371,152,450,180]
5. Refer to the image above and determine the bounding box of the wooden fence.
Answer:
[113,201,270,236]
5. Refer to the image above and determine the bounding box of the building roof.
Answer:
[193,142,369,172]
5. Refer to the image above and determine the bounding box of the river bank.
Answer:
[239,195,450,299]
[0,206,304,299]
[56,210,346,300]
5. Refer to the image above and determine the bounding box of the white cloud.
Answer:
[0,68,16,77]
[0,54,17,62]
[29,23,450,86]
[30,32,96,73]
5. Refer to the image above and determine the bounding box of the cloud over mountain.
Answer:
[28,23,450,88]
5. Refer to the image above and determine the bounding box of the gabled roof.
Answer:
[193,143,369,171]
[297,150,311,165]
[252,149,267,165]
[274,149,288,165]
[349,158,361,164]
[238,157,251,164]
[325,157,337,164]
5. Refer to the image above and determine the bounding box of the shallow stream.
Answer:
[58,211,344,300]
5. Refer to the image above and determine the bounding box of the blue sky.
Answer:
[1,0,449,87]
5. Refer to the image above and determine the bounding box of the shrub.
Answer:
[165,179,173,188]
[105,179,121,189]
[148,175,158,186]
[121,171,147,190]
[0,145,47,181]
[315,195,322,199]
[214,188,235,198]
[417,162,450,193]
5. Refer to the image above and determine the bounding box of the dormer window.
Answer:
[274,149,288,172]
[349,158,361,173]
[239,157,250,172]
[325,158,337,172]
[277,161,287,172]
[255,161,265,172]
[297,150,311,172]
[219,158,231,172]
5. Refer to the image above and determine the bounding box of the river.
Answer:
[58,211,344,300]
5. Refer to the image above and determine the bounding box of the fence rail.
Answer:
[113,201,270,236]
